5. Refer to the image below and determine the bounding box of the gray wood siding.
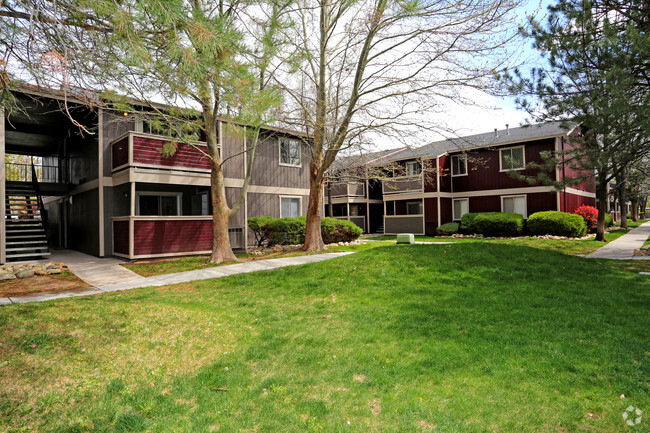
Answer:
[222,124,245,179]
[249,135,310,188]
[226,187,245,227]
[69,189,100,255]
[102,111,135,175]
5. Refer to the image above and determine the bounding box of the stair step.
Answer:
[6,234,47,240]
[5,223,43,228]
[6,240,48,246]
[6,246,49,252]
[5,252,51,260]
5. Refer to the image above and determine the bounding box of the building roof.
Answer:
[372,121,575,165]
[330,147,407,172]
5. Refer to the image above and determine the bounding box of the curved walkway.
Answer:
[1,252,353,305]
[587,221,650,260]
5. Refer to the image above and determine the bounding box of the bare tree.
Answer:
[1,0,290,263]
[273,0,521,251]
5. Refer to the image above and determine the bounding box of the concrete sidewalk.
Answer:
[587,221,650,260]
[2,252,353,305]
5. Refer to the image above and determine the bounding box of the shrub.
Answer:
[265,217,306,245]
[473,212,524,237]
[321,217,362,243]
[460,212,480,234]
[574,205,598,231]
[247,216,362,246]
[605,213,614,227]
[527,211,587,237]
[436,222,459,236]
[248,216,275,247]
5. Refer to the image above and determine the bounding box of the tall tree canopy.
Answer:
[505,0,650,240]
[1,0,288,262]
[273,0,522,251]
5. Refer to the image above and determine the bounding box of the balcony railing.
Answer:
[111,131,216,173]
[382,174,423,194]
[330,181,365,198]
[5,162,60,183]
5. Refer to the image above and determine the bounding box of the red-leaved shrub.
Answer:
[574,205,598,231]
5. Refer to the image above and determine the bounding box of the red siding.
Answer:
[452,139,556,192]
[424,198,438,234]
[468,196,501,213]
[558,136,596,193]
[423,160,437,192]
[438,155,452,192]
[527,192,558,214]
[560,192,596,213]
[133,220,212,255]
[439,197,453,224]
[112,137,129,169]
[132,136,212,170]
[113,220,130,255]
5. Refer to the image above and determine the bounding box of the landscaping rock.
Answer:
[16,269,35,279]
[47,269,62,275]
[0,273,16,281]
[272,245,284,253]
[34,270,48,276]
[634,246,650,256]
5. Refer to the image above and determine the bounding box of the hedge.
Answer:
[460,212,480,234]
[605,213,614,227]
[436,222,459,236]
[473,212,524,237]
[527,211,587,237]
[248,216,362,246]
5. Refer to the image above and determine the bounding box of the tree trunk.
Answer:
[209,160,238,263]
[631,199,639,221]
[303,172,325,251]
[595,177,608,241]
[641,196,648,219]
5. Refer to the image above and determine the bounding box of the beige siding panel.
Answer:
[249,135,310,189]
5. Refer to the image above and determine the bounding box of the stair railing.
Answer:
[30,162,49,240]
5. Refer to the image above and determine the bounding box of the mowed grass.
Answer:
[1,244,648,432]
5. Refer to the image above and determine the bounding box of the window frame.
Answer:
[452,198,469,221]
[499,145,526,172]
[501,194,528,218]
[451,154,468,177]
[279,195,302,218]
[279,138,302,167]
[406,161,422,177]
[405,200,424,216]
[136,192,182,216]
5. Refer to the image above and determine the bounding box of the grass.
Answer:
[615,219,649,228]
[123,241,394,277]
[0,244,648,432]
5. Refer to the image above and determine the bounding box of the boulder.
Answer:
[16,269,35,279]
[47,269,62,275]
[0,273,16,281]
[272,245,284,253]
[34,270,48,276]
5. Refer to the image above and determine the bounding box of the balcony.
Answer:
[111,132,216,173]
[330,181,365,198]
[382,175,423,195]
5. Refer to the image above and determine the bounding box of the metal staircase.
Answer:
[4,180,50,261]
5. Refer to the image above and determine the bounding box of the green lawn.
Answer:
[1,244,648,432]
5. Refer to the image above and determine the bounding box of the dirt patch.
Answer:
[0,272,88,297]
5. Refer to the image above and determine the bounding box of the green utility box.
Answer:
[396,233,415,244]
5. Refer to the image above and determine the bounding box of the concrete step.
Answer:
[6,240,48,246]
[6,247,49,253]
[5,252,51,260]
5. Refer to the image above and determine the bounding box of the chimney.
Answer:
[494,128,498,138]
[506,124,510,135]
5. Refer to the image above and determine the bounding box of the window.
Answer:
[406,161,422,176]
[500,146,525,171]
[453,198,469,220]
[406,201,423,215]
[279,138,301,166]
[349,204,360,216]
[502,195,527,217]
[137,193,181,216]
[451,154,467,176]
[280,196,301,218]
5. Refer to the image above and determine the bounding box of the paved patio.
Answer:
[586,221,650,260]
[1,251,354,305]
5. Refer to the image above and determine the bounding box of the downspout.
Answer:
[436,156,441,227]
